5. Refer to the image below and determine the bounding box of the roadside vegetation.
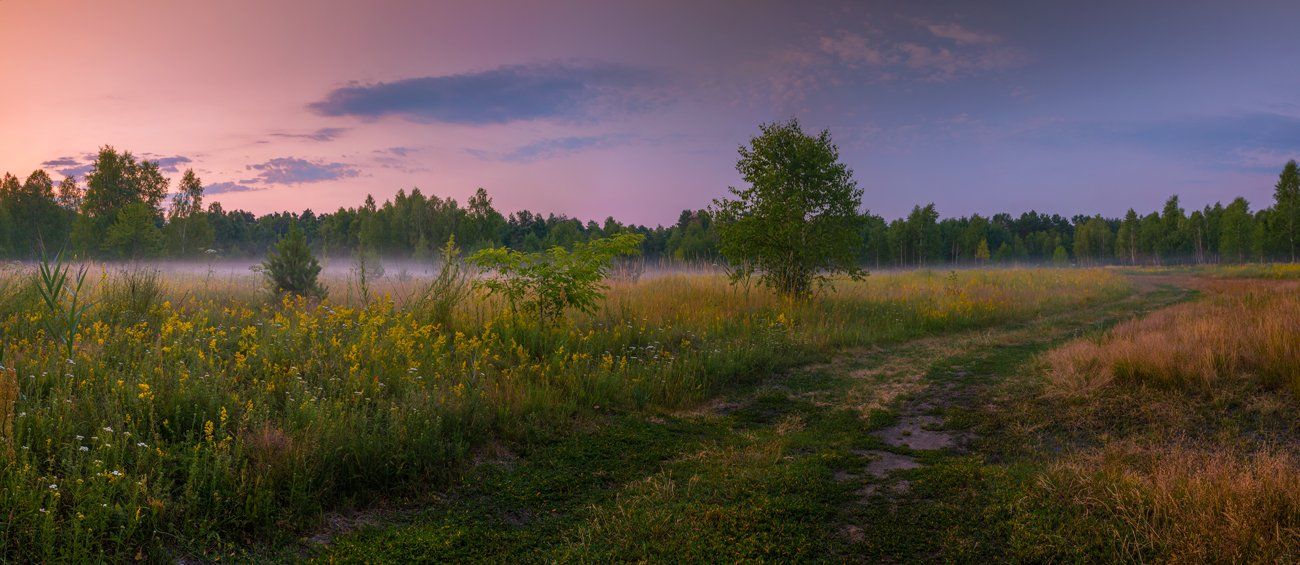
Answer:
[1009,277,1300,561]
[0,261,1125,561]
[1047,279,1300,396]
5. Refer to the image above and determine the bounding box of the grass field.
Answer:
[1,264,1296,561]
[1023,277,1300,561]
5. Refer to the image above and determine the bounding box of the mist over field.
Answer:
[3,257,729,284]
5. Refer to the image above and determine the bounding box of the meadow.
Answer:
[1018,276,1300,561]
[312,266,1299,563]
[0,263,1128,561]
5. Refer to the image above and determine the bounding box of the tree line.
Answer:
[1,145,1297,265]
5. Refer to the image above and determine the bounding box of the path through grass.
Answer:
[314,277,1194,562]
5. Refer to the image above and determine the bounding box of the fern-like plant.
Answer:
[34,252,90,359]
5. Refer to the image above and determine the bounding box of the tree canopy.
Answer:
[2,141,1300,267]
[712,119,864,296]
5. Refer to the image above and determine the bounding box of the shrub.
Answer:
[262,223,325,297]
[470,232,644,326]
[98,266,164,326]
[412,236,472,328]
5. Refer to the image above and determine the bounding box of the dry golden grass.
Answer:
[1046,279,1300,397]
[1034,441,1300,563]
[1211,263,1300,279]
[1022,277,1300,562]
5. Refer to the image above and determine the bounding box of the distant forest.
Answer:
[2,146,1298,266]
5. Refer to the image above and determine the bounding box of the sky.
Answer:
[2,0,1298,226]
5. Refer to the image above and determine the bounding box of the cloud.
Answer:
[1123,114,1300,150]
[895,42,1028,79]
[40,156,94,179]
[41,157,80,168]
[818,34,892,66]
[307,62,662,124]
[370,146,428,172]
[1228,147,1299,171]
[244,157,360,185]
[377,146,416,157]
[203,181,262,195]
[467,134,635,163]
[814,27,1027,81]
[41,152,190,178]
[1021,113,1300,172]
[146,155,193,173]
[767,21,1028,105]
[270,127,349,142]
[1120,114,1300,171]
[54,164,94,179]
[923,22,1002,46]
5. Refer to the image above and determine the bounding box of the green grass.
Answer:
[310,272,1300,563]
[316,275,1190,563]
[0,267,1131,561]
[318,380,866,562]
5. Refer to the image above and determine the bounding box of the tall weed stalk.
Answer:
[34,253,90,359]
[412,237,472,328]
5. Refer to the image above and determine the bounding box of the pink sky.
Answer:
[2,1,1296,224]
[1,1,754,223]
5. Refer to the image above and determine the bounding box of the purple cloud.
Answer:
[1065,113,1300,172]
[768,20,1029,105]
[467,134,635,163]
[148,155,193,173]
[204,181,262,195]
[377,146,416,157]
[895,42,1028,80]
[46,153,192,178]
[307,62,661,124]
[370,146,428,172]
[814,24,1027,81]
[41,156,80,168]
[40,154,97,179]
[270,127,349,142]
[245,157,360,185]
